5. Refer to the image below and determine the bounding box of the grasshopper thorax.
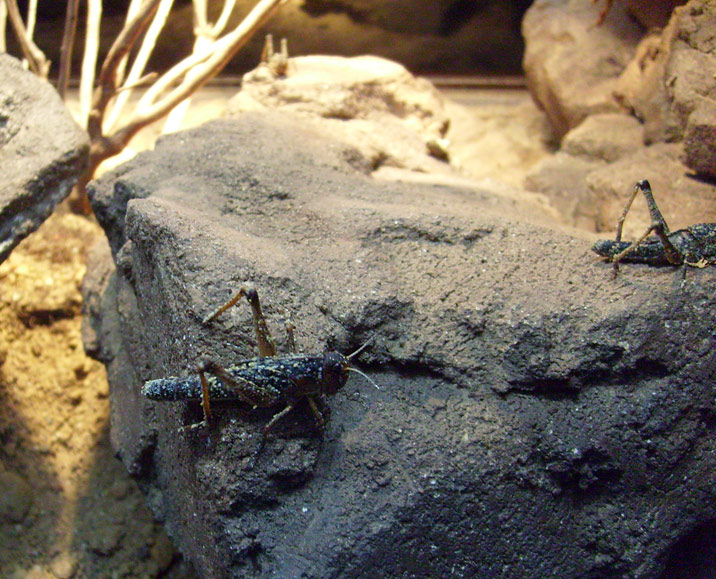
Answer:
[320,351,350,395]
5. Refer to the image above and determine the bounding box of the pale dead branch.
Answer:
[3,0,284,213]
[79,0,103,127]
[89,0,285,173]
[105,0,176,132]
[4,0,49,76]
[162,0,238,133]
[114,0,146,87]
[57,0,80,98]
[0,2,7,53]
[87,0,162,157]
[25,0,37,37]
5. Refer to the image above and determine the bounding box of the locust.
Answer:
[142,285,377,443]
[592,179,716,276]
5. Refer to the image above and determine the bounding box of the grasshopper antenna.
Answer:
[346,333,376,361]
[345,334,380,390]
[348,367,381,390]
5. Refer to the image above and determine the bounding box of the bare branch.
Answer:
[163,0,238,134]
[5,0,49,76]
[193,0,208,33]
[25,0,37,37]
[79,0,103,127]
[0,2,8,53]
[208,0,238,38]
[88,0,162,142]
[57,0,80,98]
[105,0,175,132]
[95,0,284,168]
[115,0,147,87]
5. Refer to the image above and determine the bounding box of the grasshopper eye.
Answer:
[321,352,349,395]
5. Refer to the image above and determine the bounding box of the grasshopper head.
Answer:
[320,351,350,395]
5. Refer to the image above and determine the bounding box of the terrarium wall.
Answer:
[6,0,531,76]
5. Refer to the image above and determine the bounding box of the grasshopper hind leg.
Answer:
[203,284,277,357]
[609,180,683,276]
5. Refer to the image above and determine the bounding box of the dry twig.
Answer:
[87,0,285,175]
[4,0,49,76]
[0,3,6,52]
[57,0,80,98]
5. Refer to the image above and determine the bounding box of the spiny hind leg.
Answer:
[636,180,682,265]
[611,180,683,275]
[203,284,277,357]
[198,359,277,409]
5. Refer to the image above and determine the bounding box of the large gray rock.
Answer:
[83,112,716,579]
[0,54,89,263]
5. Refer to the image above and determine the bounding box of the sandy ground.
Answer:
[0,209,193,578]
[0,85,552,578]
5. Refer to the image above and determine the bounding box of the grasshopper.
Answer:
[142,285,376,441]
[592,179,716,276]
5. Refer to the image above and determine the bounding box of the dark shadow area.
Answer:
[660,519,716,579]
[0,372,62,575]
[70,421,193,578]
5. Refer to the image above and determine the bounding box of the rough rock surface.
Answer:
[82,112,716,578]
[521,0,641,137]
[0,54,89,264]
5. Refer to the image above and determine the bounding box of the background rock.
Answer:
[683,100,716,180]
[521,0,716,237]
[526,140,716,236]
[561,113,644,163]
[227,55,452,175]
[0,54,89,264]
[524,152,606,230]
[584,142,716,233]
[616,0,716,144]
[84,112,716,578]
[521,0,641,137]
